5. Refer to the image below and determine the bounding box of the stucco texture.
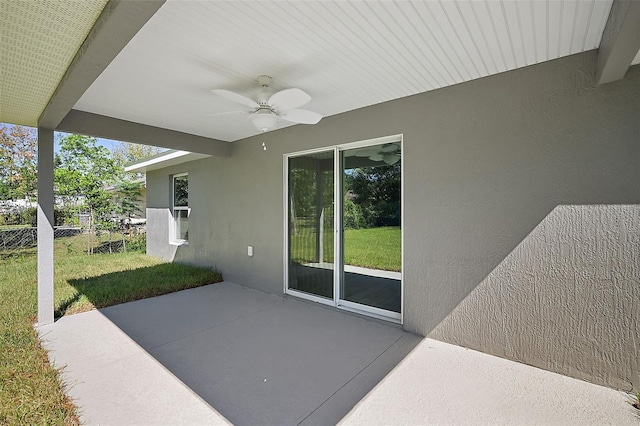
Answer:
[145,52,640,390]
[430,205,640,390]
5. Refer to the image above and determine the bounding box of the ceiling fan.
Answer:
[355,143,401,165]
[211,75,322,133]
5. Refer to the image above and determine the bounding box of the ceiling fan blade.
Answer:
[211,89,259,108]
[380,143,399,152]
[280,109,322,124]
[269,88,311,110]
[383,153,401,165]
[355,149,378,157]
[369,153,384,161]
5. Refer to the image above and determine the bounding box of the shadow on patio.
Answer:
[44,281,421,425]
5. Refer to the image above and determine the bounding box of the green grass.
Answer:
[290,226,401,272]
[344,226,401,271]
[0,234,222,424]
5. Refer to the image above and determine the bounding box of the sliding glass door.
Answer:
[340,142,401,315]
[287,151,335,299]
[286,137,402,322]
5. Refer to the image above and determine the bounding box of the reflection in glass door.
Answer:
[286,137,402,321]
[340,143,402,314]
[287,151,335,299]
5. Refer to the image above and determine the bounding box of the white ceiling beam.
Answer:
[57,110,231,157]
[596,0,640,85]
[38,0,165,129]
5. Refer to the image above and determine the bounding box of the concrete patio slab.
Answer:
[341,338,639,426]
[38,281,420,425]
[38,306,228,425]
[38,281,638,425]
[96,282,284,349]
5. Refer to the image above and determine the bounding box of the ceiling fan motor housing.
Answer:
[256,75,274,104]
[257,75,272,86]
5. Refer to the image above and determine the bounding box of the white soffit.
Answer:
[125,150,211,173]
[0,0,108,126]
[632,49,640,66]
[75,0,613,142]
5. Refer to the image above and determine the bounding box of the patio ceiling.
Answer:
[1,0,639,144]
[74,0,617,142]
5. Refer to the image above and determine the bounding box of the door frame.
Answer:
[283,134,404,324]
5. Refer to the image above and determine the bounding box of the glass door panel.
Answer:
[340,142,402,313]
[287,151,335,299]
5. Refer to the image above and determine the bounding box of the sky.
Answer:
[54,130,121,153]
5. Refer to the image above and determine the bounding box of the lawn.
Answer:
[290,226,401,272]
[344,226,401,271]
[0,234,222,424]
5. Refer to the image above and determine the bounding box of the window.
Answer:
[172,173,189,243]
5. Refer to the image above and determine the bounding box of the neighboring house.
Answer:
[104,177,147,220]
[3,0,639,394]
[0,198,37,214]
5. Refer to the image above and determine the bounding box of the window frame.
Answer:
[171,172,189,245]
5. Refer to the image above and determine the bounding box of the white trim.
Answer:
[337,134,403,151]
[170,173,189,244]
[283,134,404,324]
[169,240,189,247]
[400,135,405,325]
[286,145,338,159]
[286,288,335,307]
[338,300,402,324]
[333,146,340,307]
[125,151,211,173]
[283,154,289,295]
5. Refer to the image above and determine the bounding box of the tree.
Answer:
[116,180,143,219]
[0,124,37,200]
[54,134,121,240]
[111,141,163,221]
[111,141,163,177]
[344,163,401,228]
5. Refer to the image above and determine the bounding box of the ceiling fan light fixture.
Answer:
[249,109,280,132]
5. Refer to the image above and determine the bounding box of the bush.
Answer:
[127,233,146,252]
[22,207,37,226]
[344,199,366,229]
[20,206,77,227]
[0,211,23,226]
[54,207,76,226]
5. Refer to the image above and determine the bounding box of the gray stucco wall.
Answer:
[146,51,640,390]
[430,205,640,390]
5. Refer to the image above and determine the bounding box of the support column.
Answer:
[37,128,54,325]
[596,0,640,85]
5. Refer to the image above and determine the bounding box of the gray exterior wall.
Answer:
[430,204,639,390]
[146,52,640,390]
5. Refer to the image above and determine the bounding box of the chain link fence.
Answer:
[87,224,146,254]
[0,227,81,252]
[0,224,145,254]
